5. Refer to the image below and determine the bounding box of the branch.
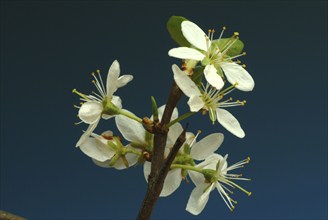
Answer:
[162,123,188,173]
[150,81,182,179]
[0,210,26,220]
[137,81,183,220]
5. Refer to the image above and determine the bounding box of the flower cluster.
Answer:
[73,17,254,217]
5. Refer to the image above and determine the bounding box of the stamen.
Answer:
[96,69,107,95]
[74,121,83,125]
[189,130,202,146]
[92,72,106,97]
[218,26,226,41]
[223,52,247,62]
[72,89,89,100]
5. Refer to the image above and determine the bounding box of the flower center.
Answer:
[200,83,246,124]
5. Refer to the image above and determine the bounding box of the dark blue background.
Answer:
[1,1,327,219]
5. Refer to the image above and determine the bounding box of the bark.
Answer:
[136,81,183,220]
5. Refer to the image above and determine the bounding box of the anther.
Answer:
[222,26,226,30]
[242,64,247,68]
[247,192,252,196]
[96,69,100,73]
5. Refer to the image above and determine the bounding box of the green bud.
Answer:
[151,96,159,122]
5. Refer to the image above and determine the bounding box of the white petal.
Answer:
[188,170,205,186]
[172,65,205,112]
[75,120,99,147]
[125,145,141,166]
[217,155,228,175]
[115,112,146,144]
[181,21,208,51]
[113,150,139,170]
[167,123,183,146]
[79,137,115,162]
[204,64,224,90]
[160,168,182,197]
[92,159,110,168]
[111,95,122,109]
[220,62,255,92]
[102,96,122,119]
[186,183,213,215]
[106,60,120,97]
[117,75,133,88]
[78,101,102,124]
[113,157,127,170]
[143,161,151,182]
[216,108,245,138]
[187,95,205,112]
[168,47,205,60]
[190,133,224,160]
[155,105,178,122]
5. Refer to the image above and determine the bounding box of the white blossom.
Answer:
[74,60,133,147]
[172,64,245,138]
[186,154,251,215]
[169,21,254,91]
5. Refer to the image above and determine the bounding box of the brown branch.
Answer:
[0,210,26,220]
[162,123,188,172]
[136,81,183,220]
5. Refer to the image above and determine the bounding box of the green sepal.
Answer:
[212,38,244,57]
[183,143,190,154]
[203,169,217,182]
[102,99,121,115]
[191,66,204,85]
[151,96,159,122]
[167,16,190,47]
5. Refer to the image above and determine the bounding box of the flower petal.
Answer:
[155,105,179,122]
[187,95,205,112]
[107,60,120,97]
[190,133,224,160]
[172,64,205,112]
[75,120,99,147]
[115,112,146,144]
[79,136,115,162]
[160,168,183,197]
[188,170,205,186]
[167,123,183,146]
[92,159,110,168]
[186,183,213,215]
[102,96,122,119]
[204,64,224,90]
[181,21,208,51]
[117,75,133,88]
[143,161,151,182]
[189,154,223,186]
[111,95,122,109]
[168,47,205,60]
[78,101,102,124]
[216,108,245,138]
[220,62,255,92]
[125,145,141,166]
